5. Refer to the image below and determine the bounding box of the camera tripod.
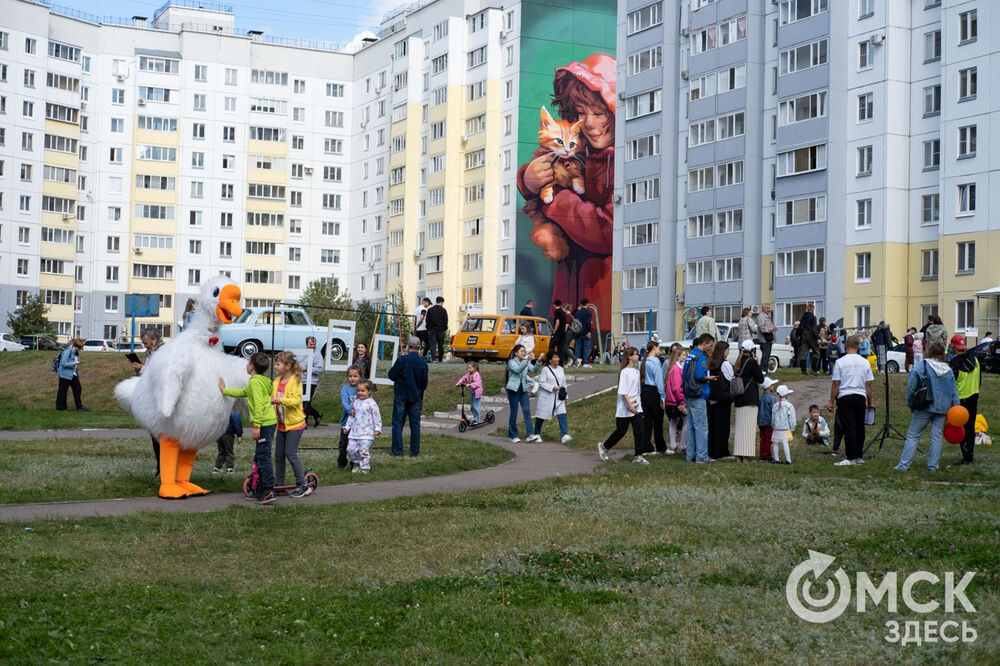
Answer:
[863,346,908,457]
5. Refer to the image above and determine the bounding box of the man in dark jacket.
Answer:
[573,299,593,367]
[550,299,567,366]
[798,304,820,375]
[949,335,981,466]
[519,300,535,317]
[387,336,430,457]
[424,296,448,363]
[871,321,895,372]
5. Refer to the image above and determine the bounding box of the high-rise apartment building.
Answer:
[617,0,999,341]
[2,0,617,343]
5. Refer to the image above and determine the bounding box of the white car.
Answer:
[0,333,26,352]
[668,323,795,373]
[82,338,118,352]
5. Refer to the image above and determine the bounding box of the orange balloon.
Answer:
[947,405,969,427]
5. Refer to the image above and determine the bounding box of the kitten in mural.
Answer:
[537,106,585,204]
[531,107,585,262]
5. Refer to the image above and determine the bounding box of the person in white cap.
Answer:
[732,339,765,462]
[758,377,779,460]
[770,385,797,464]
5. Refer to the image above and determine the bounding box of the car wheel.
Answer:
[237,340,262,358]
[886,360,899,373]
[768,356,779,373]
[327,340,347,362]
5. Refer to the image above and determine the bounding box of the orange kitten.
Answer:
[537,106,586,204]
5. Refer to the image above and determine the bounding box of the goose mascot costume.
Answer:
[115,276,250,499]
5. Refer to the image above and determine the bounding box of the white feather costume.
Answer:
[115,276,248,498]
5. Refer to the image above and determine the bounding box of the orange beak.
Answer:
[216,284,242,324]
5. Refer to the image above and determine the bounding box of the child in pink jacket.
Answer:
[664,347,688,453]
[456,361,484,422]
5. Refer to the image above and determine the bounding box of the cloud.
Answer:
[343,29,378,53]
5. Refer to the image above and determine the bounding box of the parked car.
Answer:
[669,323,794,373]
[1,333,26,352]
[18,334,64,351]
[450,315,552,362]
[972,341,1000,374]
[884,343,911,373]
[82,338,118,352]
[219,307,330,358]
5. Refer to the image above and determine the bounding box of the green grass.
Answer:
[0,434,512,504]
[1,462,997,663]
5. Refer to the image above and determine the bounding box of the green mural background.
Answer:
[515,0,617,324]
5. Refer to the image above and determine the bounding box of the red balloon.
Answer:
[944,423,965,444]
[947,405,969,427]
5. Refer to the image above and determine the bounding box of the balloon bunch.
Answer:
[944,406,969,444]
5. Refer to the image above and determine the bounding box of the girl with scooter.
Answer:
[456,361,484,423]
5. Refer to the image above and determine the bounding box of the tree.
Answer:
[6,293,52,338]
[296,279,353,328]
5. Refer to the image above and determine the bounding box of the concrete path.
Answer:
[0,370,620,523]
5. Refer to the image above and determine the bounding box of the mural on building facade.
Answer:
[515,0,616,327]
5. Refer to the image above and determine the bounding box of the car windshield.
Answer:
[2,334,15,342]
[461,318,496,333]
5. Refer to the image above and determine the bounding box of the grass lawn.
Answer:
[0,351,614,430]
[1,451,997,662]
[0,434,512,504]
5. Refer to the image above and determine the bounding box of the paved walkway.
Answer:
[0,370,621,522]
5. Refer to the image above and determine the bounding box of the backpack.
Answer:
[908,361,934,410]
[569,317,583,335]
[51,352,62,373]
[683,353,703,398]
[729,362,747,398]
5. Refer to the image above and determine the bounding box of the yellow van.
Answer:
[450,315,553,362]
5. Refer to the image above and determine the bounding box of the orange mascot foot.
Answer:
[176,447,211,497]
[157,437,187,499]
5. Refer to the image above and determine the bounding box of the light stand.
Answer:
[863,344,908,458]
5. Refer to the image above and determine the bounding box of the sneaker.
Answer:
[529,434,542,442]
[290,486,309,498]
[257,490,276,504]
[853,458,865,465]
[582,364,593,369]
[561,434,573,443]
[351,466,360,474]
[597,442,610,462]
[303,485,314,495]
[893,465,907,471]
[212,467,222,475]
[509,437,521,443]
[244,493,258,501]
[314,413,323,428]
[632,455,650,465]
[646,451,659,456]
[834,459,855,466]
[706,458,718,463]
[226,467,235,474]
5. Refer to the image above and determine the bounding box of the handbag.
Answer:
[547,366,568,403]
[729,362,748,397]
[907,361,934,410]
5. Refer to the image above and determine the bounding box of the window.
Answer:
[624,221,658,246]
[465,184,485,202]
[957,183,976,215]
[717,112,744,139]
[429,187,445,207]
[626,178,660,203]
[716,209,743,234]
[112,88,126,104]
[191,181,204,198]
[686,261,713,284]
[858,0,874,19]
[132,264,173,280]
[956,301,975,332]
[139,56,178,73]
[432,54,448,74]
[921,193,939,224]
[462,252,483,271]
[715,258,742,282]
[250,69,288,85]
[249,127,286,142]
[687,214,713,238]
[625,89,662,119]
[855,305,871,330]
[959,9,977,43]
[777,144,827,176]
[622,311,657,335]
[467,46,487,69]
[778,39,827,75]
[628,46,662,76]
[855,252,871,282]
[957,125,976,158]
[776,248,825,276]
[924,31,941,62]
[958,67,977,101]
[921,249,938,280]
[623,266,658,289]
[923,139,940,170]
[688,167,714,193]
[857,93,873,122]
[431,121,446,140]
[856,145,872,177]
[957,242,975,273]
[923,85,941,116]
[856,199,872,228]
[25,38,36,54]
[627,3,662,35]
[858,41,873,70]
[717,65,746,93]
[716,161,744,188]
[193,65,207,82]
[137,116,178,132]
[689,120,715,147]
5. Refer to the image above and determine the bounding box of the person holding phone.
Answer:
[55,339,88,412]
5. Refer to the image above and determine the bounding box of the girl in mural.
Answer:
[518,53,615,318]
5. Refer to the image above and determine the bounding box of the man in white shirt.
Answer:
[414,297,430,359]
[981,331,994,345]
[827,336,874,466]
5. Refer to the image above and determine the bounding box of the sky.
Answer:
[68,0,404,51]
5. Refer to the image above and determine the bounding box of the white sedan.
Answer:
[0,333,26,352]
[82,338,118,352]
[667,323,795,373]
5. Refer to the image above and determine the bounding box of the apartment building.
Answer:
[617,0,1000,341]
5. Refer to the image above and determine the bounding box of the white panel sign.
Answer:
[370,334,399,386]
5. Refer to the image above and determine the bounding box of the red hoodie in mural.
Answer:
[517,54,615,323]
